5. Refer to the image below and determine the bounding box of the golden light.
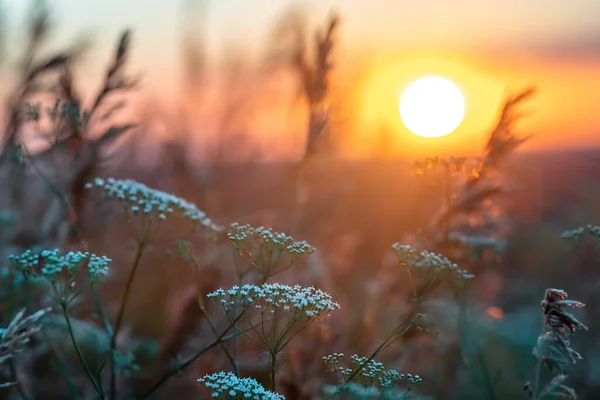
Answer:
[399,75,465,138]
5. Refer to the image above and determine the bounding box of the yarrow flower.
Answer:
[392,243,475,282]
[9,249,111,301]
[227,224,315,278]
[85,177,221,232]
[413,156,483,181]
[198,372,285,399]
[561,224,600,246]
[208,283,339,318]
[323,353,422,394]
[10,249,110,279]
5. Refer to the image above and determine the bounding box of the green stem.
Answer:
[61,303,105,399]
[192,256,238,374]
[110,239,146,399]
[22,277,79,398]
[139,331,239,399]
[530,317,547,400]
[8,358,30,400]
[270,352,277,392]
[332,302,421,398]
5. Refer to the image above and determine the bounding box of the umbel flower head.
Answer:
[561,224,600,246]
[392,244,474,296]
[208,283,339,318]
[10,249,110,280]
[9,249,111,302]
[198,371,285,400]
[85,178,220,232]
[323,353,423,394]
[227,223,315,279]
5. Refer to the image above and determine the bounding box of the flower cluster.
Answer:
[10,249,111,279]
[228,224,315,259]
[197,372,285,399]
[413,156,483,180]
[208,283,339,318]
[323,353,423,393]
[85,178,220,231]
[561,224,600,246]
[392,243,474,282]
[324,353,383,385]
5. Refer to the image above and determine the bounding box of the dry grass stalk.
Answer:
[0,3,137,259]
[0,308,51,365]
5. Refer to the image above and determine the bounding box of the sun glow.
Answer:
[399,76,465,138]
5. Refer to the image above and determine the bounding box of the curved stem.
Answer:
[192,256,238,374]
[139,331,239,399]
[331,301,421,398]
[61,303,105,399]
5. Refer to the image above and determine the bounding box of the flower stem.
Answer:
[139,331,239,399]
[192,256,238,374]
[110,239,146,399]
[332,301,421,398]
[270,352,277,392]
[61,303,106,399]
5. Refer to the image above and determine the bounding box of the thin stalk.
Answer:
[22,277,79,398]
[61,303,105,399]
[109,239,147,399]
[140,329,242,399]
[192,256,238,374]
[270,352,277,392]
[8,358,30,400]
[332,301,421,398]
[530,318,547,400]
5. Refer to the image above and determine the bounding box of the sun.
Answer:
[399,76,465,138]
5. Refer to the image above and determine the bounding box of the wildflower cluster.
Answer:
[561,224,600,246]
[10,249,110,279]
[208,283,339,319]
[323,353,423,395]
[228,223,315,279]
[9,249,110,301]
[413,156,483,182]
[197,372,285,400]
[393,244,473,280]
[85,178,220,231]
[392,244,473,295]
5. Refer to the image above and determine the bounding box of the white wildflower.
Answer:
[228,224,315,259]
[207,283,339,318]
[198,372,285,400]
[392,243,474,281]
[86,177,221,231]
[10,249,110,278]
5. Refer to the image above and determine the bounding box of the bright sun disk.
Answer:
[399,76,465,138]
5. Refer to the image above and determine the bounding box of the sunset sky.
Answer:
[2,0,600,159]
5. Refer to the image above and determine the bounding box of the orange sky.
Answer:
[2,0,600,160]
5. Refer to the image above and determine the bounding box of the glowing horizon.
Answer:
[1,0,599,160]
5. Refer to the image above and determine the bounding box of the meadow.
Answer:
[0,1,597,399]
